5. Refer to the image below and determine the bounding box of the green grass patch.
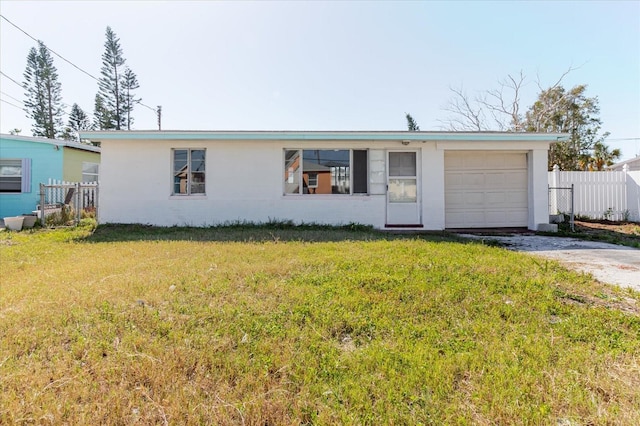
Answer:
[1,223,639,424]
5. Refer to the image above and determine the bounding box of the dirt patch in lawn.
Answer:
[570,220,640,248]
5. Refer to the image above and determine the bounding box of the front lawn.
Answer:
[1,223,639,424]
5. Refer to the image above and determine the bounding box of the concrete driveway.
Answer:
[461,234,640,291]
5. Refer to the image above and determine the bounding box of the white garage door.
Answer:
[445,152,528,228]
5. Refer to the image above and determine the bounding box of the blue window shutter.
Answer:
[21,158,32,193]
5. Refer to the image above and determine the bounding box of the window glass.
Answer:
[284,150,301,194]
[0,159,22,193]
[388,178,417,203]
[389,152,416,177]
[303,149,349,194]
[173,149,205,195]
[284,149,368,195]
[82,162,99,182]
[353,150,368,194]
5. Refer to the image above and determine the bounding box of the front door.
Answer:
[386,151,421,226]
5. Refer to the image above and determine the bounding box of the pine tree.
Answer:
[23,41,64,139]
[68,103,92,132]
[62,103,93,141]
[121,67,140,130]
[93,94,113,130]
[406,113,420,131]
[98,26,127,130]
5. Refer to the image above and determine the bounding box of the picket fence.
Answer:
[38,179,99,225]
[548,165,640,222]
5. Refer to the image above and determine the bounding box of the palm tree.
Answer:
[581,141,622,171]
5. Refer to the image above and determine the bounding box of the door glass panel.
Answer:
[388,178,417,203]
[389,152,416,177]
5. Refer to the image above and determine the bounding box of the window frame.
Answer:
[0,158,28,194]
[82,162,100,183]
[171,148,206,196]
[283,149,368,196]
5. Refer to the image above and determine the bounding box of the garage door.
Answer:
[445,152,528,228]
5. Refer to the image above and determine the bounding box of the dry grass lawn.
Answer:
[1,222,639,424]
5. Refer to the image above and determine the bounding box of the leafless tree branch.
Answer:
[439,85,487,131]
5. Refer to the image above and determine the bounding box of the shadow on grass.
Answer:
[84,222,467,244]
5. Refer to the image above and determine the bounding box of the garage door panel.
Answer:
[445,172,463,187]
[445,152,528,228]
[507,190,528,204]
[462,173,486,187]
[485,191,507,204]
[465,192,485,205]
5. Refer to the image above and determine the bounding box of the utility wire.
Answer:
[0,70,23,88]
[0,90,23,104]
[1,14,160,116]
[1,98,23,110]
[1,14,99,82]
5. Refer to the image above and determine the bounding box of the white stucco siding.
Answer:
[99,139,388,227]
[97,135,553,230]
[527,149,550,230]
[420,144,445,230]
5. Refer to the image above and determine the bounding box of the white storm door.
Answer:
[386,151,421,225]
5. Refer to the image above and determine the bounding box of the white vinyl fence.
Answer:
[548,165,640,222]
[38,179,99,225]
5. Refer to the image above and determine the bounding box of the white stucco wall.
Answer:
[99,137,551,230]
[528,149,551,230]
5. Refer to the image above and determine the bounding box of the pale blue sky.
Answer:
[1,0,639,159]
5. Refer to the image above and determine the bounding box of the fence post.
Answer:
[39,183,46,226]
[95,183,99,223]
[75,182,81,224]
[551,165,560,217]
[570,183,575,232]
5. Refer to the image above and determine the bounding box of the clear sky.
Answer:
[1,0,639,160]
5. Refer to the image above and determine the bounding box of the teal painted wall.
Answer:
[0,135,63,218]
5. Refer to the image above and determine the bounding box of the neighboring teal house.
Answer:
[0,134,100,218]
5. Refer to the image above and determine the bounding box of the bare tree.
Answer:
[439,85,487,131]
[439,66,579,132]
[479,71,526,131]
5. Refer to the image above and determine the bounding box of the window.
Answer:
[173,149,205,195]
[0,159,30,193]
[307,173,318,188]
[284,149,368,195]
[82,162,99,183]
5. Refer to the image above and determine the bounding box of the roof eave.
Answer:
[79,130,568,143]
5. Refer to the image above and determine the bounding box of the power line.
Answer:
[0,70,23,88]
[1,14,161,120]
[0,90,23,104]
[1,14,99,82]
[1,98,23,110]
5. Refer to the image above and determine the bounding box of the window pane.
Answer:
[388,178,417,203]
[0,165,21,176]
[191,150,206,172]
[389,152,416,177]
[174,149,188,172]
[82,162,99,174]
[0,177,21,192]
[353,150,368,194]
[191,172,205,194]
[0,160,22,192]
[284,150,301,194]
[303,150,349,194]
